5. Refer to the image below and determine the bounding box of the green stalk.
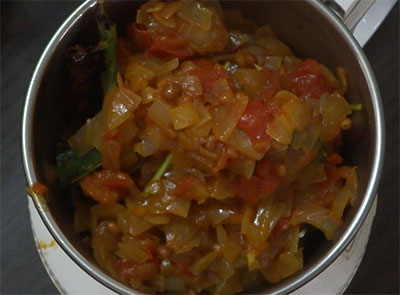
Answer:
[142,153,173,197]
[349,103,363,112]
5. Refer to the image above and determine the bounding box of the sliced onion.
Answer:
[117,209,153,236]
[263,251,303,283]
[320,93,351,126]
[301,118,321,154]
[233,69,264,97]
[282,99,311,131]
[147,99,172,127]
[213,93,249,140]
[230,156,256,179]
[177,7,228,55]
[117,117,138,144]
[266,114,293,145]
[290,204,342,240]
[68,111,104,157]
[141,86,161,105]
[320,93,350,140]
[207,175,235,200]
[190,251,218,275]
[172,75,203,97]
[298,162,327,184]
[158,58,180,76]
[256,36,293,57]
[319,64,340,89]
[170,101,200,130]
[264,56,282,72]
[216,225,242,263]
[145,1,164,13]
[152,2,182,28]
[282,56,301,72]
[116,239,149,263]
[178,1,213,31]
[223,128,263,160]
[105,86,142,130]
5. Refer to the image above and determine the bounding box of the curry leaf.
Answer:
[56,147,102,185]
[96,3,117,93]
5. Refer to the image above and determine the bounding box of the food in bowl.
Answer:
[40,0,362,293]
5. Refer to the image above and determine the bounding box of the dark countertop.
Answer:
[1,1,398,294]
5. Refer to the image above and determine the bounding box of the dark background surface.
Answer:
[1,1,398,294]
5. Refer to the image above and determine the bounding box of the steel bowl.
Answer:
[22,0,384,294]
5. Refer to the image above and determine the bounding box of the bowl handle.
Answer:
[322,0,397,47]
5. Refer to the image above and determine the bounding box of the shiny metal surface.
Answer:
[22,0,384,294]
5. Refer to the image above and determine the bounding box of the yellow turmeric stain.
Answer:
[38,240,56,249]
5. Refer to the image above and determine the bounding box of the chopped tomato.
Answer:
[98,170,134,189]
[314,166,351,197]
[147,36,193,59]
[288,59,333,99]
[126,23,192,59]
[117,259,159,281]
[234,174,280,205]
[116,259,138,281]
[237,100,274,144]
[79,170,133,204]
[234,157,281,204]
[190,59,236,96]
[31,183,49,196]
[255,157,277,178]
[326,153,344,165]
[173,176,208,202]
[258,68,282,102]
[173,177,195,197]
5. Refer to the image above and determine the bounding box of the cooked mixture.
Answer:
[54,1,360,293]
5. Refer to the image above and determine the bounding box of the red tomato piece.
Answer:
[237,100,274,144]
[173,177,195,197]
[288,58,333,99]
[234,176,262,205]
[326,153,344,165]
[116,259,138,281]
[79,170,133,204]
[255,157,276,178]
[126,23,192,59]
[234,174,280,205]
[190,59,236,96]
[98,170,134,189]
[31,183,49,196]
[146,36,193,59]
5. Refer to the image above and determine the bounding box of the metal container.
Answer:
[22,0,385,294]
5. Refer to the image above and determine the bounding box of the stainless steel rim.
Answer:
[21,0,385,294]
